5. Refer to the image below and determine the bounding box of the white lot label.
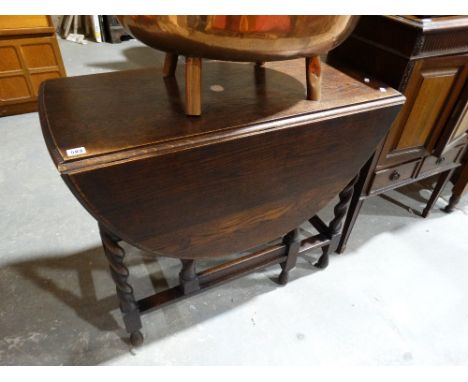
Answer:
[66,147,86,157]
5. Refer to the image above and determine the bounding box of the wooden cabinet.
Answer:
[0,16,66,117]
[378,54,467,168]
[327,15,468,252]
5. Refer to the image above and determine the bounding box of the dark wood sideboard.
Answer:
[328,15,468,253]
[39,59,404,345]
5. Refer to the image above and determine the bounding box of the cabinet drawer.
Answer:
[418,144,466,176]
[0,16,51,30]
[369,160,420,194]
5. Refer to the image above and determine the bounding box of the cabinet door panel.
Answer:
[434,82,468,154]
[377,54,467,168]
[396,68,457,149]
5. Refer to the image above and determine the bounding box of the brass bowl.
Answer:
[118,16,359,115]
[118,16,358,61]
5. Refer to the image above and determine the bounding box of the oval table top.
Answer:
[39,59,404,259]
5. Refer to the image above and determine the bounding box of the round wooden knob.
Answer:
[390,170,400,181]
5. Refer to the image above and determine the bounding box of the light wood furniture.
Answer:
[0,15,66,117]
[328,16,468,252]
[39,60,403,345]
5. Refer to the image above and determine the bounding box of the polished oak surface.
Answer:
[40,60,400,168]
[40,60,404,259]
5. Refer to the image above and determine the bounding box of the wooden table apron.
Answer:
[38,60,404,345]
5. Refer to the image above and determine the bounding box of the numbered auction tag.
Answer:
[66,147,86,157]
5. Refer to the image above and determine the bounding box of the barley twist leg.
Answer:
[99,224,143,346]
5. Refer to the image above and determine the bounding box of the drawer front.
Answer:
[418,144,466,176]
[0,16,51,30]
[370,160,420,194]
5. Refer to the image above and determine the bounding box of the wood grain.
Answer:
[185,56,202,116]
[39,60,404,259]
[40,59,401,168]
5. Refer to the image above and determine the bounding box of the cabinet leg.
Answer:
[336,198,364,254]
[443,193,461,213]
[279,228,301,285]
[185,56,202,116]
[422,169,455,218]
[336,156,372,254]
[443,161,467,213]
[306,56,321,101]
[99,224,143,347]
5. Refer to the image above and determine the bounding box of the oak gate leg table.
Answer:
[39,59,404,346]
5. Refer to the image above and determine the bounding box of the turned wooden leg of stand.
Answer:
[255,61,265,67]
[99,224,143,347]
[316,175,358,266]
[328,176,359,240]
[422,168,455,218]
[279,228,301,285]
[185,56,202,116]
[315,245,330,269]
[163,53,178,77]
[306,56,322,101]
[179,259,201,294]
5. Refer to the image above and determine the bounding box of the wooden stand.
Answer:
[161,53,322,116]
[39,59,404,346]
